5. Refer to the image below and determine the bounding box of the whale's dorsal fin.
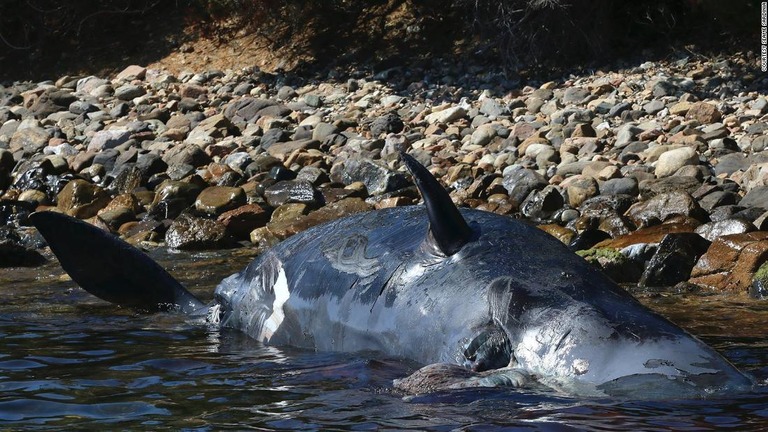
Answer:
[30,211,206,314]
[400,152,472,256]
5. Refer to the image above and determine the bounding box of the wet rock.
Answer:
[750,262,768,299]
[0,226,46,267]
[153,180,203,205]
[502,166,547,205]
[694,218,755,242]
[639,233,711,288]
[595,220,700,249]
[576,247,642,283]
[217,203,270,240]
[568,229,611,251]
[194,186,247,216]
[626,191,706,227]
[165,214,229,250]
[520,185,563,221]
[263,180,323,208]
[538,224,576,245]
[690,232,768,293]
[56,179,111,219]
[331,156,408,195]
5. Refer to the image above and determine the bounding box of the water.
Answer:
[3,250,768,430]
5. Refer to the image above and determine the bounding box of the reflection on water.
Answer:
[2,250,768,429]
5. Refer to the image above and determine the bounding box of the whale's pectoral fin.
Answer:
[463,324,513,372]
[400,151,472,256]
[30,211,206,314]
[393,363,532,395]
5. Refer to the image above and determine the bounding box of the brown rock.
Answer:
[57,179,111,219]
[217,203,270,239]
[595,221,699,249]
[180,83,207,99]
[689,232,768,293]
[626,191,705,227]
[194,186,247,216]
[266,139,321,160]
[538,224,576,245]
[686,102,722,124]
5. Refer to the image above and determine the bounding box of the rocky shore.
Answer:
[2,52,768,297]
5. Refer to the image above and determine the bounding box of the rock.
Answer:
[425,106,466,124]
[114,84,146,100]
[217,203,270,239]
[565,176,599,208]
[694,218,755,242]
[639,233,711,288]
[370,113,404,136]
[689,232,768,293]
[739,186,768,211]
[56,179,111,219]
[685,102,721,123]
[263,180,323,208]
[194,186,247,216]
[266,139,321,160]
[88,128,132,152]
[9,126,51,156]
[153,180,203,205]
[479,98,509,117]
[600,177,639,196]
[596,221,699,249]
[165,214,229,250]
[115,65,147,82]
[502,166,547,205]
[654,146,699,177]
[162,143,212,167]
[751,262,768,299]
[626,191,705,226]
[330,156,408,195]
[520,185,564,221]
[576,247,642,283]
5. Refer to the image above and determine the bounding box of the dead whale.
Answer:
[30,153,753,398]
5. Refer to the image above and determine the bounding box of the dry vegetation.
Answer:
[0,0,756,81]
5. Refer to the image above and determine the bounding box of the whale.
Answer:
[29,152,753,398]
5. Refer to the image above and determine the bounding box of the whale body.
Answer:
[30,153,754,398]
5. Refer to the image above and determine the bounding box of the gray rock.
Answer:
[639,233,711,288]
[370,113,404,136]
[330,156,408,195]
[9,126,51,155]
[502,166,548,204]
[739,186,768,211]
[264,180,323,208]
[165,214,228,249]
[114,84,146,101]
[695,218,755,242]
[88,128,132,152]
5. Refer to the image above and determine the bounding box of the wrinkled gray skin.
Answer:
[214,206,753,398]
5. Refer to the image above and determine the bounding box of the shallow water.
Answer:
[3,250,768,430]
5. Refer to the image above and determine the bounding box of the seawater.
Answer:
[2,250,768,430]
